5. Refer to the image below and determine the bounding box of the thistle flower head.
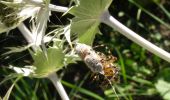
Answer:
[0,0,42,33]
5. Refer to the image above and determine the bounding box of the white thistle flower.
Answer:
[0,0,44,33]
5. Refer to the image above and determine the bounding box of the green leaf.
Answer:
[155,79,170,100]
[155,68,170,99]
[69,0,112,45]
[0,73,20,86]
[157,68,170,82]
[31,47,65,78]
[3,77,21,100]
[3,83,15,100]
[2,45,31,56]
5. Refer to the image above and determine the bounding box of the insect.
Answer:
[75,43,119,87]
[94,52,119,87]
[100,52,119,81]
[75,43,104,74]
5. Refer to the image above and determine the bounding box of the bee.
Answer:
[75,43,104,74]
[75,43,119,87]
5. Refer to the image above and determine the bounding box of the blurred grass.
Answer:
[62,80,104,100]
[129,0,170,29]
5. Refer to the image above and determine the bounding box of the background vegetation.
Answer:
[0,0,170,99]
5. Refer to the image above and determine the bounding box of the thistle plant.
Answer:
[68,0,170,63]
[0,0,41,33]
[0,0,71,100]
[0,0,170,99]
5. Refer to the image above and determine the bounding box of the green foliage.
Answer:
[30,47,65,78]
[129,0,170,29]
[62,80,104,100]
[155,68,170,97]
[155,79,170,100]
[0,0,170,99]
[3,81,15,100]
[2,45,31,56]
[132,0,161,7]
[0,74,20,86]
[155,68,170,99]
[2,77,21,100]
[69,0,112,45]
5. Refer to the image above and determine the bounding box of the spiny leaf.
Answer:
[30,47,65,78]
[63,25,73,48]
[69,0,112,45]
